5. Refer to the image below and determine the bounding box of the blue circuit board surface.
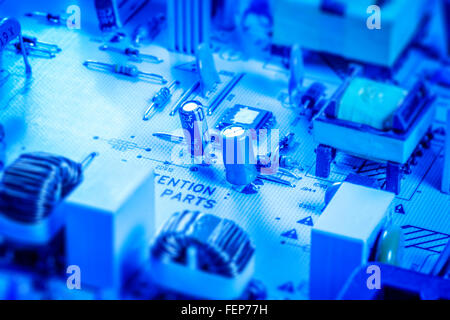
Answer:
[0,0,449,300]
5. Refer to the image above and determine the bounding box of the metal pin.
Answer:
[153,132,185,144]
[143,81,179,120]
[81,152,99,169]
[278,167,301,180]
[25,11,68,25]
[12,36,61,58]
[257,174,295,187]
[99,44,163,64]
[132,15,166,46]
[83,60,167,84]
[289,44,304,106]
[169,81,201,116]
[207,73,244,116]
[23,36,61,53]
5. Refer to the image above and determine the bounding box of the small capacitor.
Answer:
[179,101,210,159]
[222,126,258,186]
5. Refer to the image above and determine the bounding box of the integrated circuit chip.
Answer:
[216,104,275,131]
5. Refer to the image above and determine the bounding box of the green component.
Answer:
[337,78,407,130]
[375,225,404,266]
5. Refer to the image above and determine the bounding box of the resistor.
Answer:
[83,60,167,84]
[25,11,68,25]
[143,81,179,120]
[99,44,163,64]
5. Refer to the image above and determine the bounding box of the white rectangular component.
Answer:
[62,159,155,294]
[273,0,428,67]
[310,182,394,299]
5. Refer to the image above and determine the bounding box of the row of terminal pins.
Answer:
[99,44,163,64]
[83,60,167,84]
[143,80,180,120]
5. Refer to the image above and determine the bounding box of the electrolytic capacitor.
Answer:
[222,126,258,186]
[179,101,210,159]
[143,81,179,120]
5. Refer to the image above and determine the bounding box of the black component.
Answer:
[217,104,275,131]
[320,0,346,16]
[392,80,435,133]
[279,133,295,152]
[339,263,450,300]
[301,82,326,110]
[0,153,83,223]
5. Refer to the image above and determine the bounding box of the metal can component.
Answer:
[375,225,404,266]
[222,126,258,186]
[179,101,209,158]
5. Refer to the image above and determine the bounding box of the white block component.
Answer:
[150,255,255,300]
[273,0,428,67]
[310,182,395,299]
[63,159,155,293]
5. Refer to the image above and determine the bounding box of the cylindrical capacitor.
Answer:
[222,126,258,186]
[179,100,209,159]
